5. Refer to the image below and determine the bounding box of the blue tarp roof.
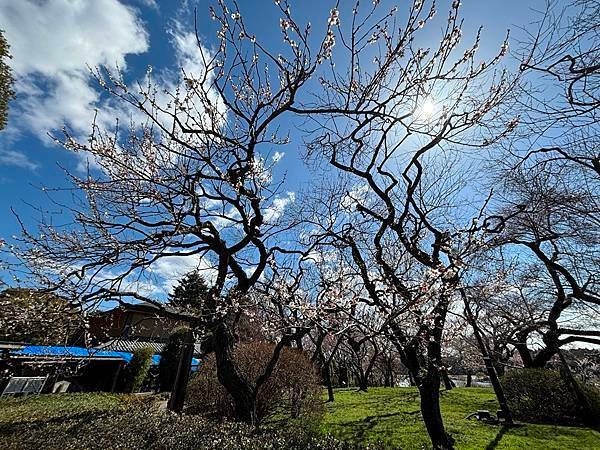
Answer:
[12,345,200,368]
[13,345,127,359]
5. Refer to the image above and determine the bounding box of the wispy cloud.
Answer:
[150,253,217,294]
[132,0,159,11]
[264,192,296,224]
[0,149,39,171]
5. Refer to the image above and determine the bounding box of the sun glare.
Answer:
[418,98,437,120]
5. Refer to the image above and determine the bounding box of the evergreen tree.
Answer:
[168,270,210,310]
[0,30,15,130]
[124,347,154,393]
[158,326,189,392]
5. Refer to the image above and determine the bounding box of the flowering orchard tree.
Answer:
[292,0,521,446]
[6,0,345,424]
[0,288,84,345]
[481,0,600,374]
[8,0,526,447]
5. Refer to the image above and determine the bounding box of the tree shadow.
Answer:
[0,409,117,436]
[353,411,402,442]
[334,409,421,444]
[485,425,509,450]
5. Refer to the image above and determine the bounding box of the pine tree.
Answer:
[0,30,15,131]
[168,270,210,310]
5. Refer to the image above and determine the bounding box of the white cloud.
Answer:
[150,253,217,294]
[133,0,159,10]
[340,183,369,211]
[264,192,296,224]
[169,23,207,77]
[0,1,227,173]
[0,149,39,171]
[0,0,149,138]
[161,22,226,130]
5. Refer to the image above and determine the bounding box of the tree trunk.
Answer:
[494,361,506,377]
[466,372,472,388]
[530,346,557,368]
[357,354,378,392]
[357,374,368,392]
[514,339,535,368]
[384,368,391,387]
[557,349,597,427]
[408,371,416,386]
[461,291,513,425]
[213,321,257,423]
[295,334,304,351]
[389,323,453,449]
[325,361,335,402]
[418,373,455,450]
[441,368,454,390]
[339,363,348,387]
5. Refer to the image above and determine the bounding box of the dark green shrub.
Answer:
[186,341,323,424]
[158,327,189,392]
[502,368,600,425]
[124,347,154,393]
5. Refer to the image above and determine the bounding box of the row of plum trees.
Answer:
[3,0,598,448]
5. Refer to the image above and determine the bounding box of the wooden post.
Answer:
[110,362,123,392]
[167,328,194,413]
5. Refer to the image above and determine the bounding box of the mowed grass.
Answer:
[320,387,600,449]
[1,389,599,449]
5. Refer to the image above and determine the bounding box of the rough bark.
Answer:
[418,372,455,450]
[394,338,454,450]
[441,368,454,390]
[213,321,257,423]
[324,361,335,402]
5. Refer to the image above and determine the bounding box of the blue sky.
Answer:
[0,0,546,292]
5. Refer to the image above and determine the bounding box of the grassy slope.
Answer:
[321,387,600,449]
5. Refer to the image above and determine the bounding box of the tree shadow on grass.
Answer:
[336,410,421,443]
[485,425,510,450]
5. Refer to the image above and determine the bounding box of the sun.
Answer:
[418,98,437,120]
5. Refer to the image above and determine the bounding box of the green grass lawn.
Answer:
[321,387,600,449]
[1,389,599,449]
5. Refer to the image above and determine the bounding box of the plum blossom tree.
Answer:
[0,288,83,345]
[7,0,533,448]
[0,29,14,131]
[6,0,340,424]
[484,0,600,371]
[292,0,519,445]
